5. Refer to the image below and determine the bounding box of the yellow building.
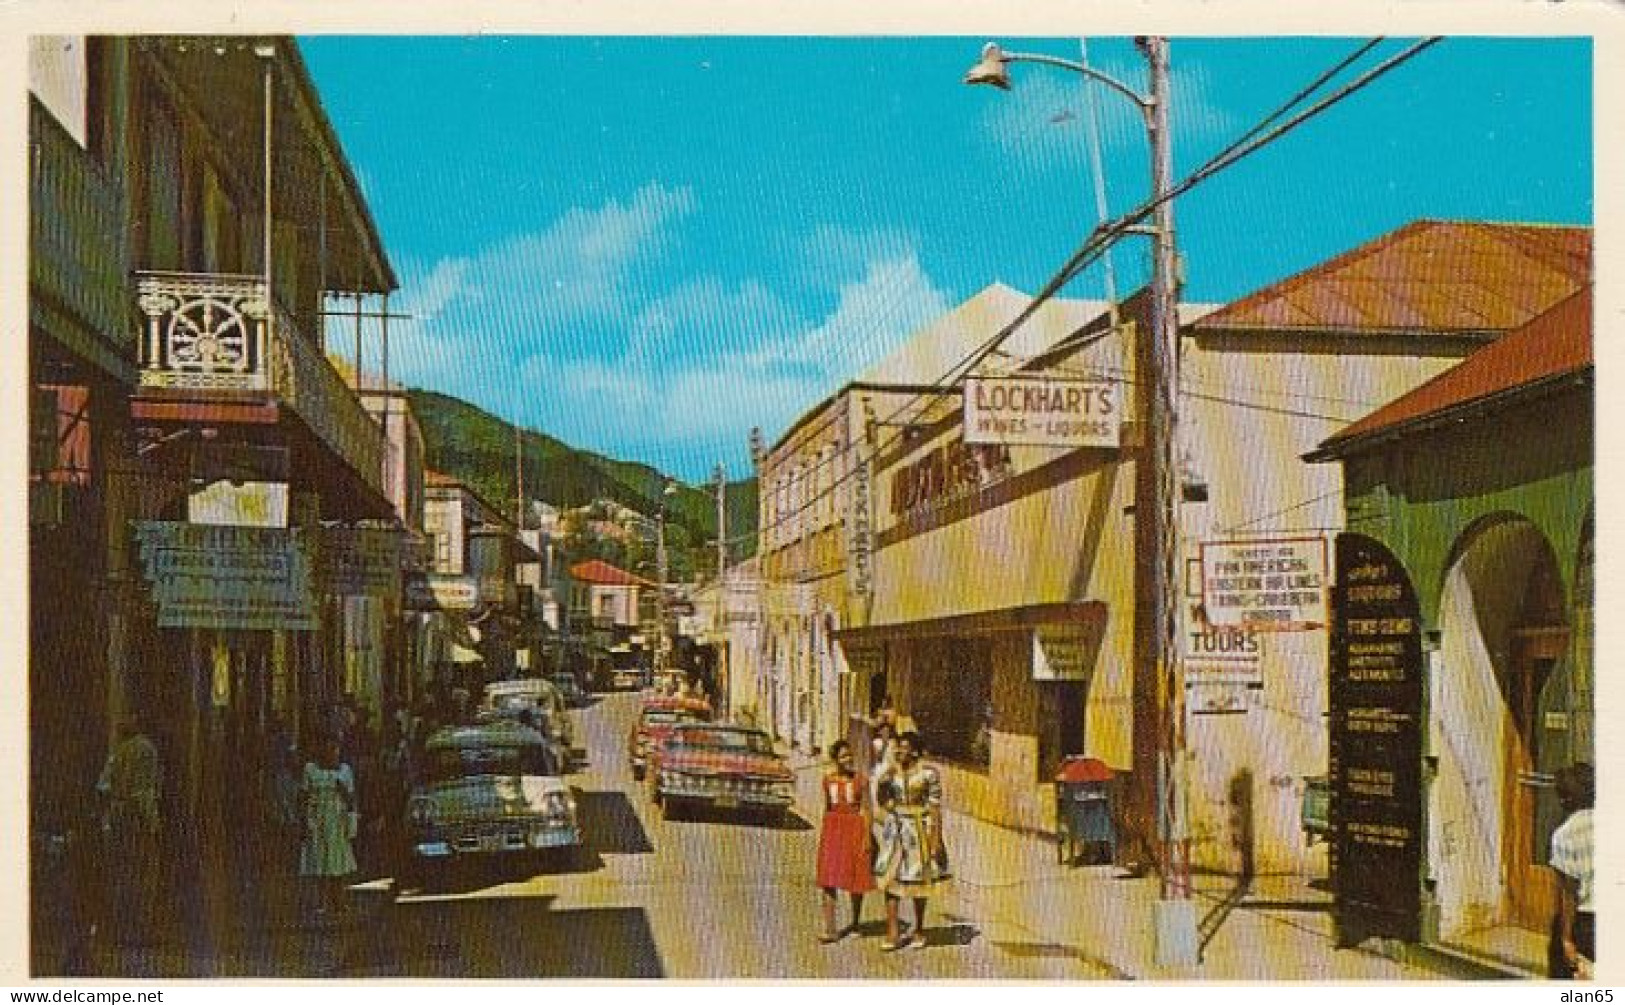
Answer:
[761,222,1590,877]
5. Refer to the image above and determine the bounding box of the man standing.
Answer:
[1550,762,1595,979]
[97,715,163,945]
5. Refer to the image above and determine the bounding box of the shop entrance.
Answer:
[1433,517,1568,940]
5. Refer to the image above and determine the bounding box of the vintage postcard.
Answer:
[4,0,1617,987]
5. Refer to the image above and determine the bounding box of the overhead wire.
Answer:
[724,36,1443,551]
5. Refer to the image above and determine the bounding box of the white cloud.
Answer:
[514,247,954,462]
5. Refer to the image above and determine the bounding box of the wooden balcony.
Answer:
[29,97,132,381]
[134,270,387,503]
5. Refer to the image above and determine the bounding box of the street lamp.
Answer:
[966,36,1196,967]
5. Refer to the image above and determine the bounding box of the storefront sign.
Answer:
[134,521,316,630]
[849,455,873,599]
[1329,533,1424,944]
[1200,537,1328,631]
[321,526,403,598]
[404,574,479,611]
[1183,601,1261,714]
[1032,624,1101,682]
[963,377,1120,448]
[890,438,1013,519]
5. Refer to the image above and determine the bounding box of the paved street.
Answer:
[368,692,1119,979]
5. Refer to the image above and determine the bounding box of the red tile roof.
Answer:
[1195,220,1590,336]
[569,559,656,588]
[1313,286,1591,457]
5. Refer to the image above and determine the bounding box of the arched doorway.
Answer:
[1431,516,1568,939]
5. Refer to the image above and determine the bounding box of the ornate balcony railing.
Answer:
[29,97,132,379]
[135,270,388,503]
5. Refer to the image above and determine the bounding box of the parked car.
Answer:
[627,695,712,781]
[483,678,576,755]
[648,723,794,824]
[405,721,582,885]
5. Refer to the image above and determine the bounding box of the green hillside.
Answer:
[407,388,759,571]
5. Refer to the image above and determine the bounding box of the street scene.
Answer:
[24,29,1595,983]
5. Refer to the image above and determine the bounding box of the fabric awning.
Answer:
[833,600,1107,645]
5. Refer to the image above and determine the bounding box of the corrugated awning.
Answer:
[833,600,1106,645]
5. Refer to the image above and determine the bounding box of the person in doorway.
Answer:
[96,714,163,945]
[816,740,875,943]
[298,735,357,926]
[1549,762,1595,979]
[872,731,948,951]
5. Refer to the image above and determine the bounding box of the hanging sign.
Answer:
[963,377,1120,448]
[848,455,874,599]
[1329,532,1424,945]
[404,574,479,612]
[1183,601,1261,715]
[1200,537,1328,631]
[1032,623,1103,682]
[134,521,317,630]
[321,526,403,598]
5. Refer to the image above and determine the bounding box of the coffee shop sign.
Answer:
[963,377,1120,449]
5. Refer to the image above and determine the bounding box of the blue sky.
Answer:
[300,36,1591,482]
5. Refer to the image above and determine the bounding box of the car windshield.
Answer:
[424,743,558,782]
[670,729,774,755]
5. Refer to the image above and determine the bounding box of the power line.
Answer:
[735,36,1442,551]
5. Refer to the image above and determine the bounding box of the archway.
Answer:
[1430,515,1567,940]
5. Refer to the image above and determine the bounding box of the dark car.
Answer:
[405,721,582,885]
[648,723,794,824]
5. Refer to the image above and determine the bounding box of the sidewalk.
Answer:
[787,750,1452,981]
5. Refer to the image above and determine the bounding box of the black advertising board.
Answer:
[1329,533,1423,944]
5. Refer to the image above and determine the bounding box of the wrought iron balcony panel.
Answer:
[135,270,387,501]
[137,272,271,392]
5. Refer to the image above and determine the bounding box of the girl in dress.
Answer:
[815,740,874,943]
[299,736,358,924]
[872,731,947,951]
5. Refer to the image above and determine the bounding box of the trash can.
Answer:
[1055,756,1116,866]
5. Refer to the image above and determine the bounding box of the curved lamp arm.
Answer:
[965,42,1153,121]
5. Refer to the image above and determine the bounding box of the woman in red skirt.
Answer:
[816,740,875,943]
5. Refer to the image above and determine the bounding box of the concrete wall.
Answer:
[1178,332,1474,876]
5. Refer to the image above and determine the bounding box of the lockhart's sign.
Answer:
[134,521,317,630]
[1200,537,1328,631]
[1329,532,1424,945]
[849,453,873,599]
[963,377,1120,448]
[1032,623,1103,682]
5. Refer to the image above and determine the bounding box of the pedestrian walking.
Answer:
[872,730,948,951]
[816,740,875,943]
[299,735,358,926]
[96,714,163,946]
[1549,761,1594,979]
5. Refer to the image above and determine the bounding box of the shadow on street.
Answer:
[576,790,656,854]
[386,898,665,978]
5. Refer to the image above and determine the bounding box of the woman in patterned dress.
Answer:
[872,731,947,951]
[816,740,874,943]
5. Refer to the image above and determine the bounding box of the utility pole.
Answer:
[713,462,728,583]
[654,480,675,686]
[1141,35,1197,967]
[515,418,524,528]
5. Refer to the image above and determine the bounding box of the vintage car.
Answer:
[406,721,582,884]
[648,723,794,823]
[483,677,576,756]
[626,695,711,781]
